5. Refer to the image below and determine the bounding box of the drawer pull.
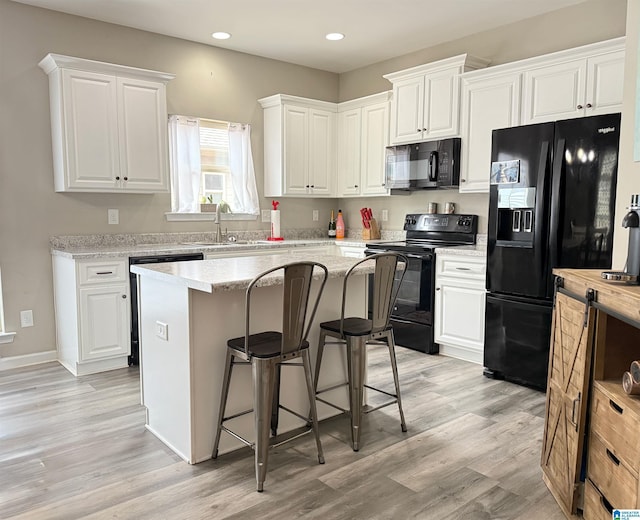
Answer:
[606,448,620,466]
[455,267,471,271]
[569,392,581,431]
[96,271,114,275]
[599,494,613,514]
[609,399,624,414]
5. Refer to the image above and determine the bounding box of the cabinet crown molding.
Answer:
[258,93,338,111]
[337,91,391,111]
[38,53,175,82]
[383,53,490,82]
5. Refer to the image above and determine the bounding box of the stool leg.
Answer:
[302,349,325,464]
[253,357,275,492]
[213,349,234,459]
[386,330,407,433]
[313,330,327,394]
[347,337,366,452]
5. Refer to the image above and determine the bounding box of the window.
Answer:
[168,116,259,219]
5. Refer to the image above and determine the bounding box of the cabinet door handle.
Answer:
[96,271,114,275]
[606,448,620,466]
[569,392,581,431]
[310,185,315,188]
[461,178,466,183]
[436,287,440,291]
[422,128,427,132]
[609,399,624,414]
[354,185,358,188]
[586,103,593,108]
[115,176,120,181]
[121,294,127,299]
[123,177,128,181]
[455,267,471,271]
[577,104,583,110]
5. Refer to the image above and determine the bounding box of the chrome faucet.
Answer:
[215,204,223,243]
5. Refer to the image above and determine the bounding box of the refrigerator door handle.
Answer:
[549,137,566,269]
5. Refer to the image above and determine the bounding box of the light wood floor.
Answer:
[0,347,566,519]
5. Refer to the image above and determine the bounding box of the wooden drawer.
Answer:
[78,259,128,285]
[583,479,615,520]
[591,381,640,473]
[435,254,486,281]
[587,432,638,509]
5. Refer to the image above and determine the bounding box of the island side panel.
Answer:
[138,276,193,462]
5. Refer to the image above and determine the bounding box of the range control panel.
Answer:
[404,213,478,234]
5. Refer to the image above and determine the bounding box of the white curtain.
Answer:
[228,123,260,215]
[168,115,201,213]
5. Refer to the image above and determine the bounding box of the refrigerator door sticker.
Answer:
[490,159,520,184]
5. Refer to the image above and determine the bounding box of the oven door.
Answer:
[365,249,437,353]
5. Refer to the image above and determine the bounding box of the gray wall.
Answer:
[0,0,629,360]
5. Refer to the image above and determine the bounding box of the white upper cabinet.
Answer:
[522,41,624,124]
[384,54,490,145]
[39,54,174,193]
[337,92,391,197]
[259,94,336,197]
[459,71,522,193]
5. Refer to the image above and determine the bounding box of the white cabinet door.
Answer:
[424,67,460,138]
[337,108,362,197]
[283,105,309,195]
[434,278,485,362]
[522,59,587,123]
[459,72,521,193]
[79,284,129,361]
[117,77,169,192]
[585,50,625,116]
[390,76,424,144]
[61,69,120,191]
[307,108,335,196]
[360,102,390,196]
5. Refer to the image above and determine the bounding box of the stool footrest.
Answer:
[220,426,253,448]
[315,395,349,414]
[364,384,397,399]
[221,408,253,422]
[363,400,398,414]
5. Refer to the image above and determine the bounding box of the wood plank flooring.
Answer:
[0,348,566,519]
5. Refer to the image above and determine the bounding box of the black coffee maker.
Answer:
[603,194,640,284]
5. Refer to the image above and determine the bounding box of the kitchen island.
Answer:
[131,252,372,464]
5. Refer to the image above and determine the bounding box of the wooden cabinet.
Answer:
[259,94,336,197]
[52,256,130,376]
[542,269,640,518]
[434,253,486,364]
[337,92,390,197]
[383,54,489,145]
[459,71,522,193]
[522,47,624,124]
[39,54,174,193]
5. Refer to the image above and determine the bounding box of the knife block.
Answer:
[362,218,381,240]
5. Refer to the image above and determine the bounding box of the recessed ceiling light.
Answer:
[325,33,345,41]
[212,32,231,40]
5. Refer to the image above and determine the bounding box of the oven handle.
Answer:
[405,253,433,260]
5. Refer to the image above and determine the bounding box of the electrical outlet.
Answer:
[261,210,271,223]
[20,310,34,328]
[108,209,119,225]
[312,210,319,221]
[381,209,389,222]
[155,321,168,341]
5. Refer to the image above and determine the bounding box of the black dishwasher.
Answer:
[129,252,204,365]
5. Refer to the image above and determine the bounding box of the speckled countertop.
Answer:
[435,234,487,258]
[130,252,374,293]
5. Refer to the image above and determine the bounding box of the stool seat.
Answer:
[228,331,310,358]
[319,318,384,337]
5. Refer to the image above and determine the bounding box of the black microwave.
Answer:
[385,137,460,191]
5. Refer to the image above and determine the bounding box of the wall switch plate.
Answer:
[261,210,270,223]
[312,210,319,221]
[108,209,119,225]
[381,209,389,221]
[20,310,34,328]
[155,321,168,341]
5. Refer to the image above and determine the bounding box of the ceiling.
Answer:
[12,0,589,73]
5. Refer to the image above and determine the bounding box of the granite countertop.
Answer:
[130,252,374,293]
[435,243,487,258]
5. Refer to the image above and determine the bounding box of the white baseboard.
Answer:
[0,350,57,371]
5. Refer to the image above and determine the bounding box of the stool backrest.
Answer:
[245,261,328,357]
[341,252,407,335]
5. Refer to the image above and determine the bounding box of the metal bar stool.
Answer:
[212,261,328,492]
[313,252,407,452]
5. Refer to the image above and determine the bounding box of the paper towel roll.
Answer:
[271,210,281,238]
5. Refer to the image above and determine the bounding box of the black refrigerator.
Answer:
[483,113,621,390]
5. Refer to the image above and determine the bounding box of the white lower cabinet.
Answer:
[53,256,130,375]
[434,253,486,364]
[336,245,366,258]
